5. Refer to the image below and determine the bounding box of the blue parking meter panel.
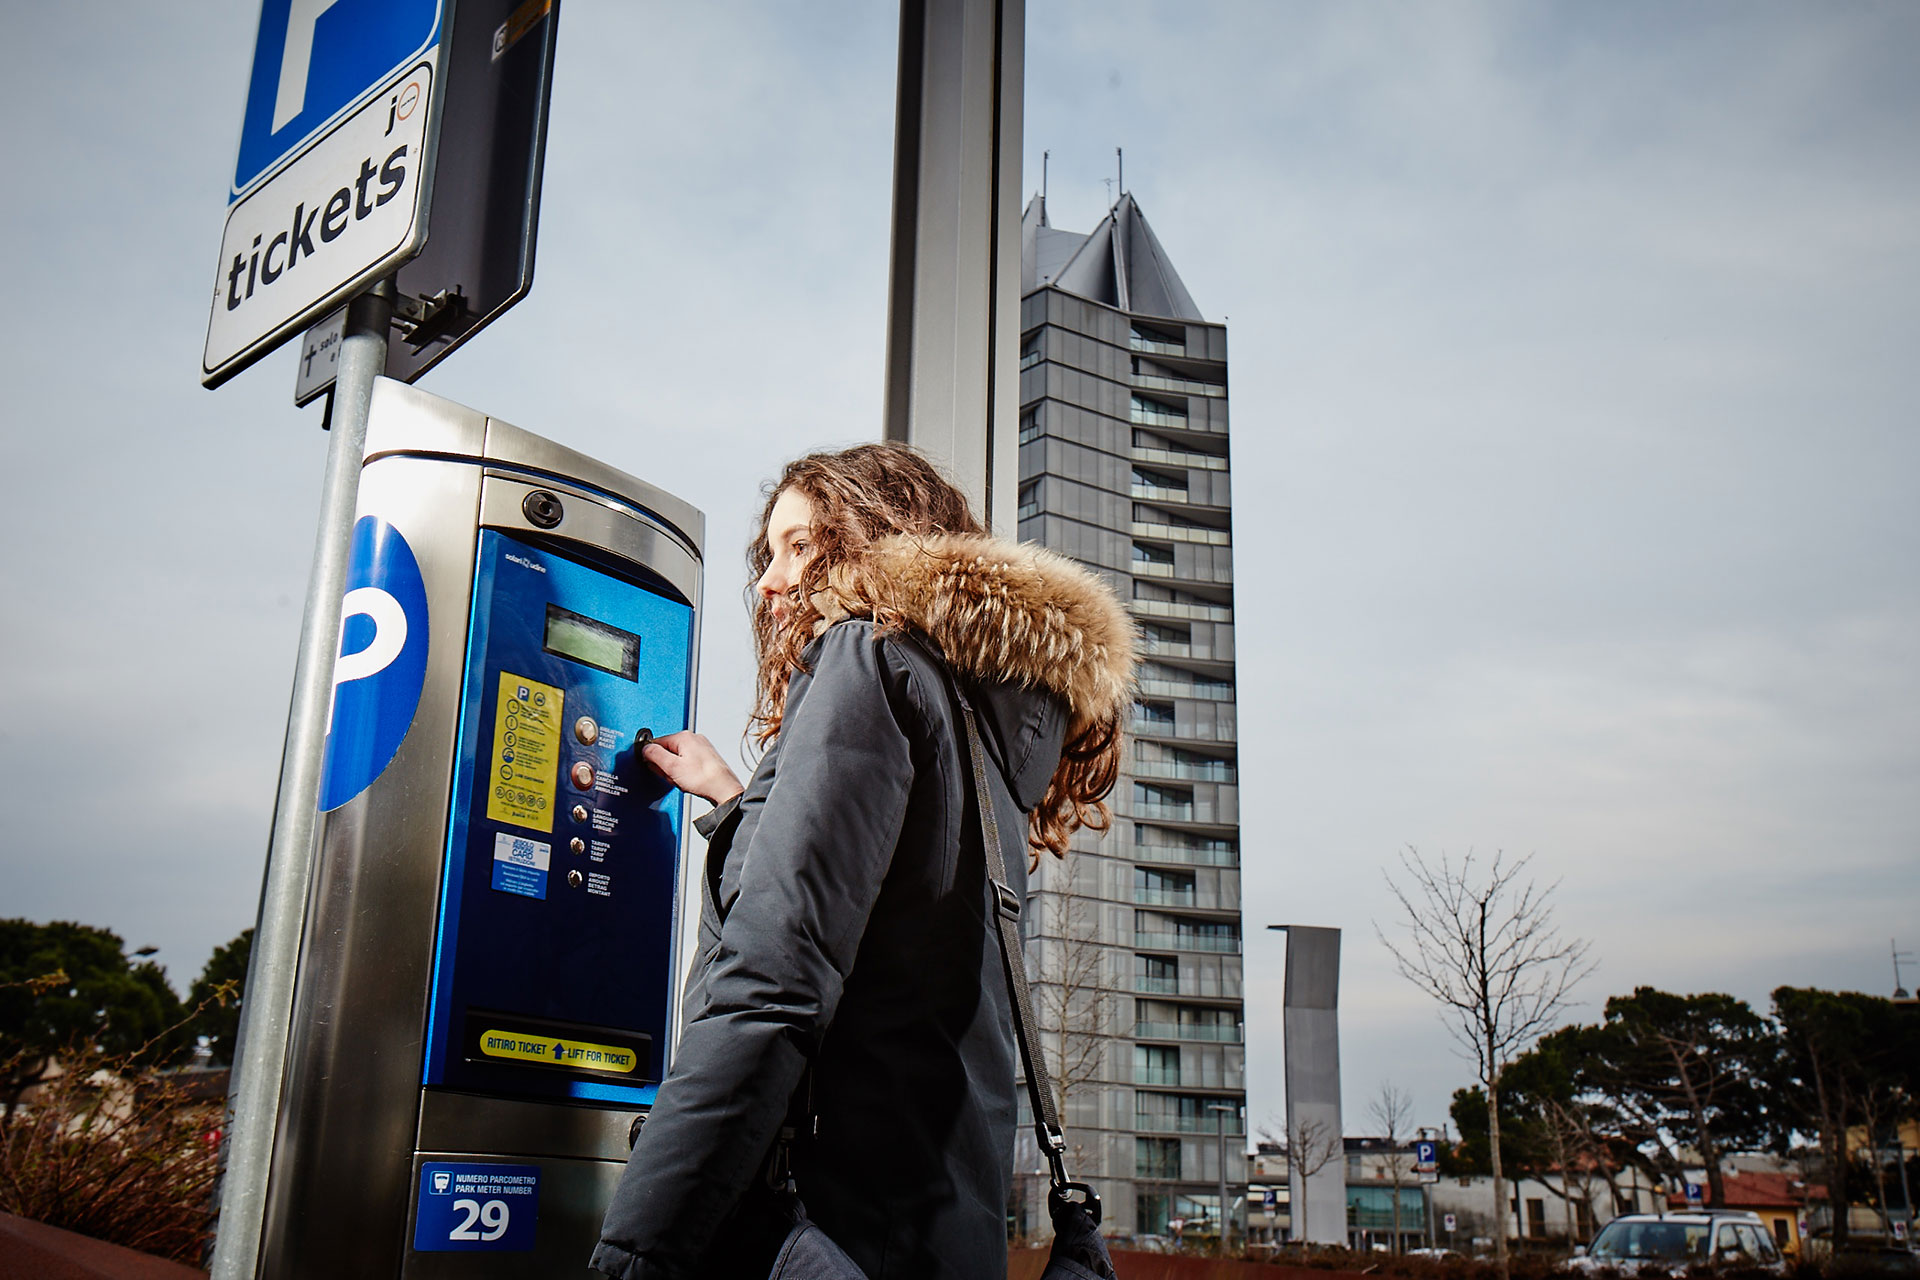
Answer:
[233,0,444,201]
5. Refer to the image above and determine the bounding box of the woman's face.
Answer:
[755,486,817,624]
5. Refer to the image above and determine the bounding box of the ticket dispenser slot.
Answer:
[251,379,703,1280]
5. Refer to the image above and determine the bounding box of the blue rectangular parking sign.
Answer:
[414,1162,540,1252]
[233,0,443,200]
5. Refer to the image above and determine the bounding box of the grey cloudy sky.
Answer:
[2,2,1915,1139]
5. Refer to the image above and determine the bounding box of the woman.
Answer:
[592,444,1134,1280]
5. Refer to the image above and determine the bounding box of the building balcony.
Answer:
[1133,561,1232,586]
[1132,598,1233,624]
[1134,975,1243,1000]
[1129,405,1191,430]
[1132,841,1239,868]
[1128,335,1187,357]
[1133,757,1237,784]
[1131,521,1230,547]
[1133,445,1226,472]
[1133,931,1241,955]
[1134,1112,1247,1136]
[1135,1019,1244,1042]
[1132,372,1226,398]
[1136,677,1234,703]
[1135,634,1233,662]
[1133,890,1239,916]
[1131,800,1195,822]
[1131,483,1188,504]
[1135,1065,1183,1086]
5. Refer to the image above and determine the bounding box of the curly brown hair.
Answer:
[746,442,1120,860]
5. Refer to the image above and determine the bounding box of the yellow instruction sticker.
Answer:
[486,672,563,833]
[478,1030,638,1074]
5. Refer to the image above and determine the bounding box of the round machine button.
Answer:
[571,761,595,790]
[570,837,585,855]
[567,869,583,889]
[574,716,599,745]
[571,804,590,824]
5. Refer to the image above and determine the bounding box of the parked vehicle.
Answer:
[1566,1211,1785,1274]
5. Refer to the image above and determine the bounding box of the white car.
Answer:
[1567,1212,1785,1274]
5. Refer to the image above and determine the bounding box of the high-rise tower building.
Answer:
[1015,192,1244,1242]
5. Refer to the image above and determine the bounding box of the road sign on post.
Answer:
[203,0,447,386]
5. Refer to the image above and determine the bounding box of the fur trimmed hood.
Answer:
[811,533,1137,730]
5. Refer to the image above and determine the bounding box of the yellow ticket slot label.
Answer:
[486,672,563,833]
[478,1030,638,1074]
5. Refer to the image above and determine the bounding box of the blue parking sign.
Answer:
[232,0,443,199]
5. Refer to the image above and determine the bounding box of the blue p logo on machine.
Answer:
[320,515,430,811]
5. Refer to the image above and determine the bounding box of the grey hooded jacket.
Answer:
[591,534,1134,1280]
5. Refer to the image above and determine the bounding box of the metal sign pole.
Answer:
[210,281,393,1280]
[882,0,1023,533]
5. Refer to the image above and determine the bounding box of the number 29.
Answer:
[449,1197,509,1241]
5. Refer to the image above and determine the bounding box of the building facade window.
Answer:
[1136,1137,1182,1180]
[1130,393,1188,427]
[1135,1044,1180,1086]
[1135,953,1178,993]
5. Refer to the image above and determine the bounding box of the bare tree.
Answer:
[1371,1081,1416,1253]
[1378,848,1593,1280]
[1259,1115,1343,1247]
[1026,890,1115,1119]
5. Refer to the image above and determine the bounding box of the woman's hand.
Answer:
[639,731,745,806]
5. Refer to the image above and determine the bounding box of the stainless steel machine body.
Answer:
[252,378,702,1276]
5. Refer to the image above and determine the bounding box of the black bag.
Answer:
[765,1196,867,1280]
[758,1100,868,1278]
[756,655,1118,1280]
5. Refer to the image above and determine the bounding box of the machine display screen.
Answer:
[543,604,639,680]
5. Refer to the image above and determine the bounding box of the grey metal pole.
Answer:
[882,0,1023,533]
[208,281,393,1280]
[1221,1110,1230,1257]
[1210,1102,1234,1257]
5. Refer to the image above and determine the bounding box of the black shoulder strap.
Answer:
[935,657,1101,1221]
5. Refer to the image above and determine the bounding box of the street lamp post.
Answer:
[1211,1102,1237,1258]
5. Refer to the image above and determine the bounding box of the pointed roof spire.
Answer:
[1022,191,1203,321]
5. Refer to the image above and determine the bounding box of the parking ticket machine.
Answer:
[253,380,702,1277]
